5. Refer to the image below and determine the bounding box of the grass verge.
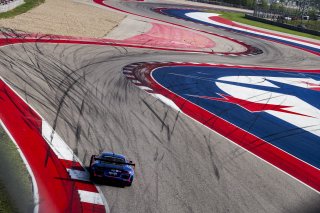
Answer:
[208,10,320,41]
[0,0,45,19]
[0,126,33,212]
[0,182,16,213]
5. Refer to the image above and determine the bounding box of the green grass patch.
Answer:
[0,0,45,19]
[0,182,16,213]
[285,19,320,32]
[0,126,33,212]
[207,10,320,41]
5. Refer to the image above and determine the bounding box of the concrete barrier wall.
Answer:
[245,14,320,36]
[0,0,24,13]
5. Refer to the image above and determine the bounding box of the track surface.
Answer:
[0,0,319,212]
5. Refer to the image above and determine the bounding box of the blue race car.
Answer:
[89,152,135,186]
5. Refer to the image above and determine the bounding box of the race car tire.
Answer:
[89,170,95,182]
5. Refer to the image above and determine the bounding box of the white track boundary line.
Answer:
[42,120,75,161]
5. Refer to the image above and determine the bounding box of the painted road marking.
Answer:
[125,75,136,79]
[185,12,320,50]
[67,169,90,182]
[42,120,75,161]
[151,64,320,191]
[132,79,142,84]
[78,190,104,205]
[94,0,261,56]
[0,79,80,212]
[150,93,181,111]
[156,8,319,55]
[0,79,108,212]
[137,85,153,91]
[123,62,320,192]
[152,66,320,169]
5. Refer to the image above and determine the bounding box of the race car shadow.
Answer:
[93,179,127,188]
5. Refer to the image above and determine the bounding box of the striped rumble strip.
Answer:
[0,78,108,213]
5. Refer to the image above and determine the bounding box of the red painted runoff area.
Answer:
[0,80,106,212]
[0,80,82,212]
[124,23,216,49]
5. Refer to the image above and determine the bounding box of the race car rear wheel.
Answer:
[89,170,95,181]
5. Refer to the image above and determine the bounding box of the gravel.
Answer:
[0,0,125,38]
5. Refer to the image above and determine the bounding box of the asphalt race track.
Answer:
[0,0,319,212]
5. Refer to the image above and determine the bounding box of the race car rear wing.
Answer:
[92,156,136,167]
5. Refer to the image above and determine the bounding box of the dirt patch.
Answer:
[0,0,125,38]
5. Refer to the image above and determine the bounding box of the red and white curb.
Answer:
[0,78,108,213]
[42,121,108,211]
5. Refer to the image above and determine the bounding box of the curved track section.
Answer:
[0,0,319,212]
[155,9,320,55]
[123,62,320,192]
